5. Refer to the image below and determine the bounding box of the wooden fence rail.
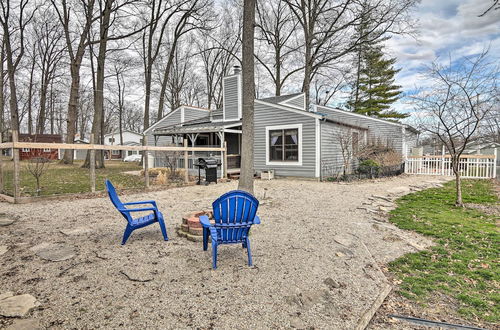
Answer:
[0,134,227,203]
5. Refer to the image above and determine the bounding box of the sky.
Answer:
[385,0,500,117]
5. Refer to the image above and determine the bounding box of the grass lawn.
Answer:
[1,158,145,196]
[388,179,499,323]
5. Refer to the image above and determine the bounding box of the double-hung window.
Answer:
[266,124,302,165]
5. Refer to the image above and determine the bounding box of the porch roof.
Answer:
[153,118,241,135]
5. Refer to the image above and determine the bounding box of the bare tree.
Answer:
[156,0,212,122]
[0,0,36,132]
[238,0,256,194]
[27,157,49,196]
[412,50,498,207]
[255,0,301,96]
[285,0,417,108]
[83,0,147,168]
[197,12,240,109]
[34,9,65,134]
[52,0,96,163]
[0,38,6,140]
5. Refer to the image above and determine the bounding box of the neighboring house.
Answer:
[145,67,419,179]
[103,130,143,160]
[16,134,62,161]
[71,139,90,160]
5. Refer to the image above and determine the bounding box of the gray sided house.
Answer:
[144,68,418,179]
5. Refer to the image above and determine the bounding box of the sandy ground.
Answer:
[0,175,449,329]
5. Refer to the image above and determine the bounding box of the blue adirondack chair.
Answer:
[200,190,261,269]
[105,180,168,245]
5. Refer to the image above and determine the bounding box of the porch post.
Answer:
[183,139,189,183]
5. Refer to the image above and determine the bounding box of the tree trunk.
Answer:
[37,75,49,134]
[238,0,256,194]
[453,161,463,207]
[27,59,35,134]
[83,1,112,169]
[0,42,5,140]
[61,63,81,163]
[157,39,178,121]
[302,37,312,110]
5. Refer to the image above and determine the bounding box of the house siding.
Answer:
[254,102,317,177]
[223,75,240,121]
[320,121,365,178]
[316,106,411,156]
[184,107,209,122]
[282,94,305,109]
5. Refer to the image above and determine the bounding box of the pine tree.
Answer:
[352,45,407,119]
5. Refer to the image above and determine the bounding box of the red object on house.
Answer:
[17,134,62,161]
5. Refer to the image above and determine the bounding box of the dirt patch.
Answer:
[0,175,448,329]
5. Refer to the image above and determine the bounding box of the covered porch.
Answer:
[151,121,242,178]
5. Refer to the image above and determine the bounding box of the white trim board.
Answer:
[265,123,303,166]
[315,118,320,178]
[255,99,323,119]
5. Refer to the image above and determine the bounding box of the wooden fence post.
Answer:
[223,141,228,179]
[184,139,189,183]
[143,137,149,188]
[12,130,20,203]
[90,134,96,193]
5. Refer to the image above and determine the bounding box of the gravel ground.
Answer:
[0,175,449,329]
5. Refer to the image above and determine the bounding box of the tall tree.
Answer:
[34,9,65,134]
[351,45,405,119]
[83,0,146,168]
[238,0,256,194]
[255,0,301,96]
[285,0,417,108]
[0,0,35,132]
[52,0,96,164]
[156,0,211,122]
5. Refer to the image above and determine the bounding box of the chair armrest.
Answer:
[199,215,212,228]
[118,206,157,213]
[123,200,157,207]
[253,215,261,224]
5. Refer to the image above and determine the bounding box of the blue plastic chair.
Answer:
[200,190,261,269]
[105,180,168,245]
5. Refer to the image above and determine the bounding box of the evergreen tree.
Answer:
[351,45,407,119]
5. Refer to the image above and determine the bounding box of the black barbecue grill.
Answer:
[194,157,221,185]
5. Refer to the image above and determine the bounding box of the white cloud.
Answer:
[387,0,500,117]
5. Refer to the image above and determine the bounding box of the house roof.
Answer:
[104,130,142,137]
[123,141,141,146]
[259,93,303,105]
[315,105,420,134]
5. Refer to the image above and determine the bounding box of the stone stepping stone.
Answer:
[0,213,16,226]
[5,319,40,330]
[0,292,40,317]
[60,227,92,236]
[0,245,8,256]
[30,243,75,262]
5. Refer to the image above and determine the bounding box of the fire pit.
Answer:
[176,211,214,242]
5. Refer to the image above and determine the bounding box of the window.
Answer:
[109,137,115,143]
[43,148,51,152]
[266,124,302,165]
[112,150,120,155]
[22,148,30,152]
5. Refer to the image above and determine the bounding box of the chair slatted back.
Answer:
[212,190,259,243]
[105,180,130,222]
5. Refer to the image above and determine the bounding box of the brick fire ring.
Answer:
[176,210,214,242]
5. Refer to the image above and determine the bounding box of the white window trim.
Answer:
[265,124,303,166]
[111,150,121,155]
[43,148,51,152]
[22,148,30,152]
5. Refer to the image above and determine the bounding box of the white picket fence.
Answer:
[405,152,497,179]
